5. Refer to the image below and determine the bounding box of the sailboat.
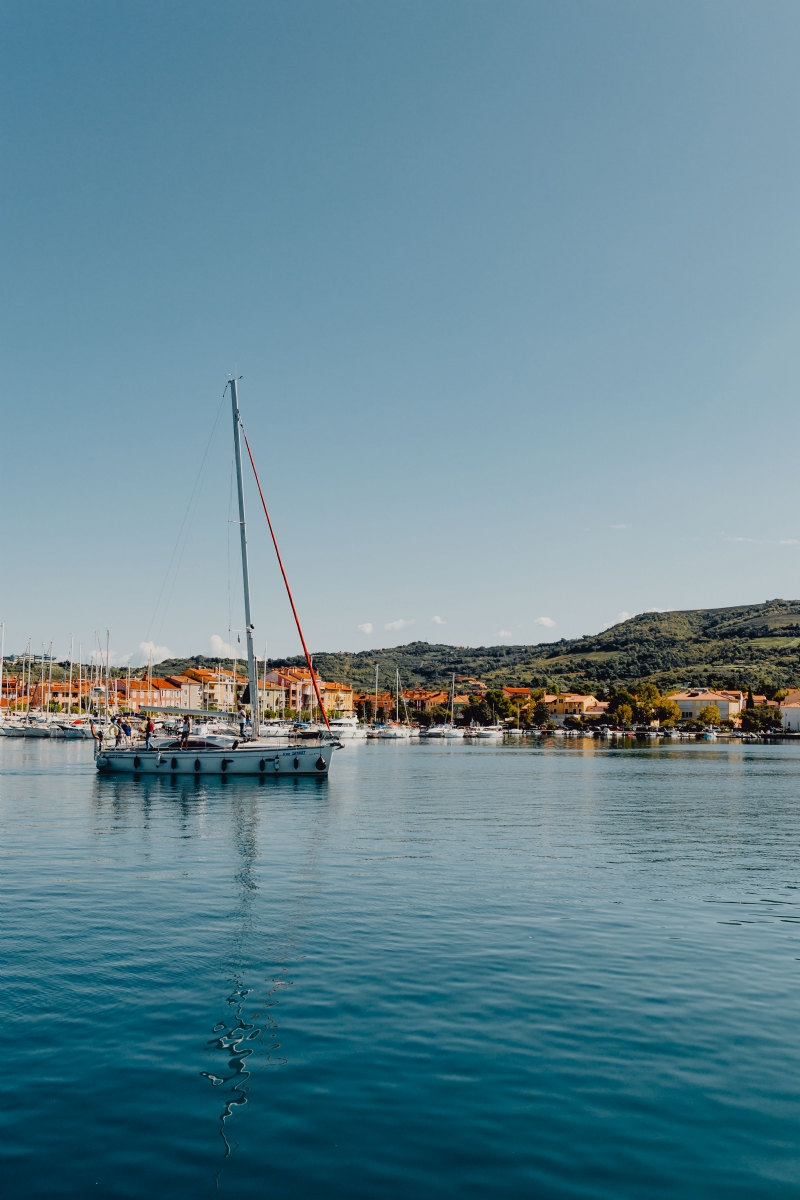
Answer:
[380,668,412,738]
[425,674,464,739]
[96,379,337,778]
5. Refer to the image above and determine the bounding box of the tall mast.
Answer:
[230,378,259,736]
[0,622,4,720]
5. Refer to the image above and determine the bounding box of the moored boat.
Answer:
[328,716,367,740]
[97,738,334,776]
[97,378,338,779]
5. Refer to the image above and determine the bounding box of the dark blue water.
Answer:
[2,737,800,1197]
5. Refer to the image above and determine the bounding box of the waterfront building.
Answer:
[457,677,488,694]
[780,702,800,731]
[122,677,183,711]
[265,668,318,714]
[353,690,394,719]
[256,680,285,713]
[400,689,450,713]
[182,667,245,710]
[546,694,599,717]
[320,680,355,716]
[263,668,352,716]
[670,689,743,721]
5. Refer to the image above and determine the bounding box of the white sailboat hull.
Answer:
[96,741,335,776]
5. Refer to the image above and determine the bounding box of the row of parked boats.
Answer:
[0,714,735,743]
[0,714,96,738]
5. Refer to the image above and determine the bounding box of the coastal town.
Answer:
[1,651,798,734]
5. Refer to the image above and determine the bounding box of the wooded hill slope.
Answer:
[153,600,800,695]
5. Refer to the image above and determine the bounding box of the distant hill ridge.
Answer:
[151,600,800,693]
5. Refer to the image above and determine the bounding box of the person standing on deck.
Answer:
[180,714,191,750]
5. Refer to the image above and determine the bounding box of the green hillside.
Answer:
[275,599,800,694]
[126,599,800,696]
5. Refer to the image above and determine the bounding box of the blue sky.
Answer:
[3,1,800,664]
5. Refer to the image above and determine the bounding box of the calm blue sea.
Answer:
[2,736,800,1197]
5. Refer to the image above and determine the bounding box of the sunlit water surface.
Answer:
[2,737,800,1197]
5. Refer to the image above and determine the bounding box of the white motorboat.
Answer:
[97,378,338,779]
[328,716,367,740]
[476,726,504,739]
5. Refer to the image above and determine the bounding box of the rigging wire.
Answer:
[239,422,330,730]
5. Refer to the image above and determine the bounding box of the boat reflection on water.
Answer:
[91,770,327,1176]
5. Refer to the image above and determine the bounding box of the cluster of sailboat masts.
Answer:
[0,627,122,717]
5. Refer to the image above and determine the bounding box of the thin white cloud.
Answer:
[90,649,133,666]
[779,539,799,545]
[618,611,631,621]
[384,619,413,632]
[432,615,446,625]
[610,524,630,530]
[210,634,233,656]
[140,640,171,663]
[357,622,373,634]
[498,629,513,638]
[534,616,556,628]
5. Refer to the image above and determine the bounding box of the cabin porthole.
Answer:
[133,756,141,769]
[293,757,300,770]
[171,757,178,770]
[194,759,201,772]
[315,756,327,771]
